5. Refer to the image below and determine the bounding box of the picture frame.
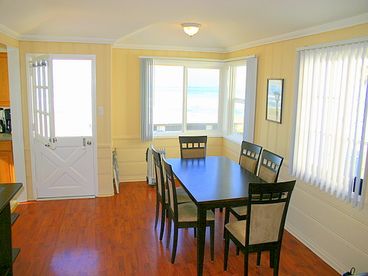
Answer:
[266,79,284,123]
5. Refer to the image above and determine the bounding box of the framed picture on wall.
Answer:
[266,79,284,123]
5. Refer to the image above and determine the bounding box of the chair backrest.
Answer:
[245,181,296,246]
[239,141,263,174]
[152,147,165,199]
[258,149,283,183]
[162,157,178,219]
[179,136,207,159]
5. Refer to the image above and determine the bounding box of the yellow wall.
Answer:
[18,41,113,198]
[222,23,368,272]
[111,48,225,181]
[224,23,368,164]
[0,33,18,48]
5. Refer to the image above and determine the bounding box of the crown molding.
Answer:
[19,34,115,44]
[112,43,226,53]
[0,24,20,40]
[226,13,368,52]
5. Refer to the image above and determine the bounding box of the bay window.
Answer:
[141,57,257,141]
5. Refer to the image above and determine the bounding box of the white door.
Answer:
[29,55,97,198]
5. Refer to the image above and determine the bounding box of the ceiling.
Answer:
[0,0,367,52]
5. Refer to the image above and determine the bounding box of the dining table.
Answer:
[167,156,264,276]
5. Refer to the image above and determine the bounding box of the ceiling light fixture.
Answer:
[181,23,201,37]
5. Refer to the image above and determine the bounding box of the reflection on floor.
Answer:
[13,182,338,275]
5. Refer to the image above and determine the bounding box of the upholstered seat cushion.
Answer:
[231,206,247,217]
[176,187,192,203]
[225,220,247,246]
[164,188,192,204]
[178,202,215,222]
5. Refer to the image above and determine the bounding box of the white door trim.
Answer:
[7,47,27,202]
[26,53,98,199]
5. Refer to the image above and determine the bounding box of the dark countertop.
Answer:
[0,183,22,213]
[0,133,12,141]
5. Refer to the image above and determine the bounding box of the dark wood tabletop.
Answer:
[0,183,23,212]
[168,156,264,206]
[167,156,264,276]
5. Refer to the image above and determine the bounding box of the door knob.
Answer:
[87,141,92,145]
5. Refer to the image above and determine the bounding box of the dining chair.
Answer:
[152,147,191,241]
[224,141,263,229]
[258,149,284,183]
[179,136,207,159]
[224,148,284,258]
[239,141,263,174]
[162,157,215,264]
[224,180,296,276]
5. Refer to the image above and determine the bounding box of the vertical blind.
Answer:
[140,58,154,141]
[291,40,368,207]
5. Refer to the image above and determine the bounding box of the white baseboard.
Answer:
[121,176,146,182]
[285,222,343,273]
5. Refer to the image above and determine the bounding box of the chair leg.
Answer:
[270,249,274,268]
[166,217,171,249]
[159,207,166,241]
[257,251,261,266]
[244,251,249,276]
[171,226,178,264]
[154,198,159,229]
[210,223,214,261]
[223,208,230,239]
[194,227,197,238]
[273,248,281,276]
[224,230,230,271]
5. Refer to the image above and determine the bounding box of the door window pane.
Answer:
[187,68,220,131]
[153,65,184,132]
[53,59,93,137]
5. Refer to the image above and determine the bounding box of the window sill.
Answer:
[223,134,243,145]
[154,131,223,139]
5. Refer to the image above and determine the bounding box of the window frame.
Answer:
[225,60,247,143]
[152,59,224,137]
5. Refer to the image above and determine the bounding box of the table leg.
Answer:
[197,206,206,276]
[0,203,12,275]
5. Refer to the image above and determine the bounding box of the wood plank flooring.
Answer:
[12,182,338,275]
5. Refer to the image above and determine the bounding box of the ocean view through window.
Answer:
[152,61,222,135]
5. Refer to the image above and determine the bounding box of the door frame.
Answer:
[5,47,28,202]
[26,53,99,199]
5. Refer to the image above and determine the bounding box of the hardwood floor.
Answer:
[12,182,338,275]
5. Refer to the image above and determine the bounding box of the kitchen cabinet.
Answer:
[0,53,10,107]
[0,141,14,183]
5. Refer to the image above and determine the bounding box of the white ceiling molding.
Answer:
[19,34,115,44]
[227,12,368,52]
[112,43,226,53]
[0,24,20,40]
